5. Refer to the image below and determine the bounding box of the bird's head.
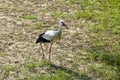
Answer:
[59,20,69,29]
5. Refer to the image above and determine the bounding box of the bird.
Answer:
[36,20,69,61]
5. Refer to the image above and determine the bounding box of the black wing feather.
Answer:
[36,32,51,43]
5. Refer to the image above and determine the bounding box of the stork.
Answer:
[36,20,68,61]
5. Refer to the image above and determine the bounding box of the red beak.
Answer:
[62,22,69,29]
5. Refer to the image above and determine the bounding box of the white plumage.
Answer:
[42,30,58,41]
[36,20,68,61]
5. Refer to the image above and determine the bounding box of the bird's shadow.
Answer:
[47,62,93,80]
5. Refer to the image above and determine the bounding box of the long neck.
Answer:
[58,23,62,32]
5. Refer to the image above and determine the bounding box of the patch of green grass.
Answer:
[87,45,120,68]
[24,60,84,80]
[72,63,79,68]
[69,0,81,5]
[26,70,72,80]
[25,62,37,71]
[3,65,18,78]
[38,60,50,67]
[52,12,71,19]
[34,23,43,29]
[51,70,71,80]
[89,52,120,67]
[88,64,118,80]
[91,10,105,22]
[20,14,37,19]
[92,38,107,47]
[74,10,92,20]
[91,24,105,33]
[112,26,120,34]
[86,39,120,80]
[112,41,120,53]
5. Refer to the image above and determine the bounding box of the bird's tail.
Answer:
[36,33,44,44]
[36,38,40,44]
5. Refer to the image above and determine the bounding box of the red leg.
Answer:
[40,43,45,59]
[48,43,53,61]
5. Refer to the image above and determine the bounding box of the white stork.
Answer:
[36,20,69,61]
